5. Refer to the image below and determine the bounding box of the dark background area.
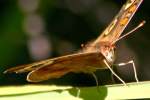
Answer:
[0,0,149,86]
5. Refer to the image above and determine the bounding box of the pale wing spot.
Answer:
[124,0,135,10]
[104,19,118,36]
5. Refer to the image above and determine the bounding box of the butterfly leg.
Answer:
[91,72,99,86]
[117,60,139,83]
[91,72,101,92]
[75,87,80,97]
[103,59,127,86]
[110,65,116,84]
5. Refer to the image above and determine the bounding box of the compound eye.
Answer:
[106,49,115,63]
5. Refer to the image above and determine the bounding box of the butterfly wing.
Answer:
[26,52,106,82]
[93,0,143,45]
[4,59,54,74]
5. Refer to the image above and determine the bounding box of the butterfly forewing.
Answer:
[4,59,54,73]
[93,0,143,45]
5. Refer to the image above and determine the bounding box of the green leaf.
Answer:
[0,81,150,100]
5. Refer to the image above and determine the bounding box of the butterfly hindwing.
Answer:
[27,52,106,82]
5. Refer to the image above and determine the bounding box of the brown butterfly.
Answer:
[4,0,144,84]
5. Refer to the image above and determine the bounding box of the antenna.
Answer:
[113,20,146,44]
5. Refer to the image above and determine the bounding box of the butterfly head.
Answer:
[100,42,116,64]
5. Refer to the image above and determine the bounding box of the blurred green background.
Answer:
[0,0,150,86]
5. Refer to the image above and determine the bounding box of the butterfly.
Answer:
[4,0,144,84]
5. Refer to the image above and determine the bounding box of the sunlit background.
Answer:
[0,0,150,86]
